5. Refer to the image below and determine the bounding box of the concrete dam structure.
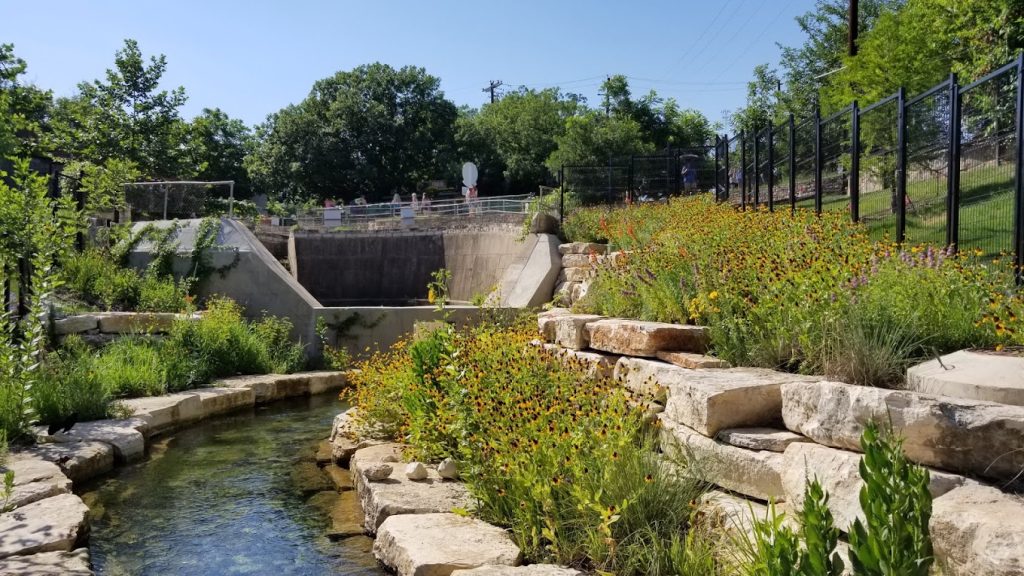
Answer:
[129,219,560,357]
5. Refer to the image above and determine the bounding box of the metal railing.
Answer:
[560,53,1024,273]
[277,194,536,229]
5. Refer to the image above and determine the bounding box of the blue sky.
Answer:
[3,0,816,131]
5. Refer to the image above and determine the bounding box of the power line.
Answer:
[662,0,737,77]
[705,0,797,83]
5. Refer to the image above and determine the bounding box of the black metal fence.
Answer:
[560,53,1024,271]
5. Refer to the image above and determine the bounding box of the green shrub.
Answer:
[33,336,111,426]
[95,338,167,398]
[62,248,189,312]
[849,421,933,576]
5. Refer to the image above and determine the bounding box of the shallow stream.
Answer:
[80,393,383,576]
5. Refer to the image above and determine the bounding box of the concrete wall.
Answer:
[290,226,529,305]
[314,306,500,357]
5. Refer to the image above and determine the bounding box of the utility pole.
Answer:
[482,80,503,103]
[848,0,859,56]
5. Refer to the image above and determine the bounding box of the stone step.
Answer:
[586,319,710,357]
[374,513,521,576]
[349,443,472,532]
[540,344,619,379]
[659,415,785,502]
[0,549,92,575]
[560,254,596,268]
[0,493,89,558]
[536,308,571,342]
[27,441,114,484]
[717,428,810,453]
[3,453,72,510]
[558,242,607,255]
[907,349,1024,406]
[548,314,604,350]
[780,442,968,534]
[655,351,731,369]
[120,392,203,436]
[617,358,818,436]
[781,380,1024,484]
[58,417,148,463]
[931,484,1024,576]
[192,387,255,418]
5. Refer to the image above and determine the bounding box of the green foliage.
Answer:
[0,43,53,159]
[246,63,458,202]
[73,157,141,213]
[568,197,1023,384]
[743,501,802,576]
[62,247,190,313]
[34,336,111,425]
[94,338,167,398]
[187,107,253,198]
[546,112,654,179]
[799,479,845,576]
[848,421,933,576]
[350,320,726,574]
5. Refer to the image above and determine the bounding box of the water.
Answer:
[81,393,384,576]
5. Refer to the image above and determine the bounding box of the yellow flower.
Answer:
[428,287,436,304]
[709,290,719,300]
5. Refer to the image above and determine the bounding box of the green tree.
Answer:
[246,63,457,203]
[470,87,580,192]
[187,108,253,198]
[49,39,189,178]
[454,106,506,194]
[0,44,54,159]
[730,64,783,135]
[546,111,654,172]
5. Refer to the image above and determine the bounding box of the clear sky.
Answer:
[2,0,817,131]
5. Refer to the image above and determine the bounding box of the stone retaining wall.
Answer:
[536,308,1024,576]
[52,311,195,337]
[0,370,349,574]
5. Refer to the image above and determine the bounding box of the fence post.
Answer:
[162,186,169,220]
[559,166,565,225]
[896,86,908,243]
[788,114,796,213]
[1015,53,1024,279]
[724,134,731,203]
[850,100,860,223]
[75,185,86,251]
[947,73,961,250]
[814,108,823,214]
[767,125,775,212]
[714,137,720,200]
[740,131,747,210]
[753,128,761,207]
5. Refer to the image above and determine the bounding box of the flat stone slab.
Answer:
[96,312,180,334]
[350,443,473,532]
[656,351,731,369]
[659,416,785,501]
[781,380,1024,483]
[453,565,583,575]
[0,493,89,558]
[619,359,816,436]
[307,370,349,394]
[0,549,92,575]
[560,254,595,268]
[120,392,202,435]
[541,344,618,379]
[931,484,1024,576]
[28,440,114,483]
[558,242,607,255]
[374,513,521,576]
[718,427,811,452]
[587,319,709,357]
[907,349,1024,406]
[550,314,604,350]
[193,386,255,418]
[3,453,72,510]
[52,315,98,335]
[59,417,147,463]
[781,442,967,533]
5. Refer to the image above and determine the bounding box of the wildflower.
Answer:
[709,290,719,300]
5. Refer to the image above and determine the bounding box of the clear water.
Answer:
[81,393,383,576]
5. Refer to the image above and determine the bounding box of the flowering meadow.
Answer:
[565,196,1023,387]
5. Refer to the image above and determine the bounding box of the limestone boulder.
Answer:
[558,242,607,255]
[781,442,967,533]
[718,428,810,453]
[659,416,785,501]
[563,267,591,283]
[907,349,1024,406]
[656,351,731,369]
[550,314,604,350]
[0,493,89,558]
[193,386,255,418]
[374,513,521,576]
[330,408,387,466]
[61,417,147,462]
[306,370,349,395]
[350,444,472,531]
[536,308,571,342]
[28,440,114,483]
[52,315,98,335]
[781,380,1024,482]
[3,453,72,510]
[587,319,709,357]
[0,549,92,575]
[97,311,179,334]
[560,254,595,268]
[931,484,1024,576]
[452,566,583,575]
[121,392,203,435]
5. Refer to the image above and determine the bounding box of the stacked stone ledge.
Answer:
[536,311,1024,575]
[553,242,606,306]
